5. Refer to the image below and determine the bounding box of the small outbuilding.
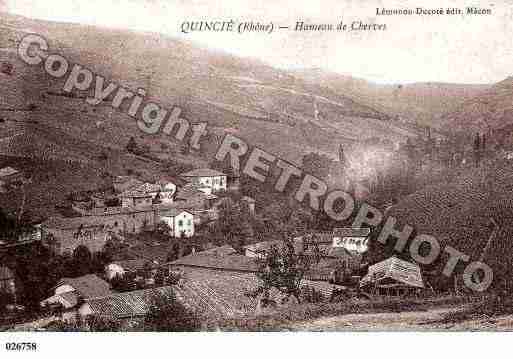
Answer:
[360,256,424,297]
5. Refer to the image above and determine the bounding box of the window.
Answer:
[114,221,118,227]
[187,220,192,226]
[178,220,183,227]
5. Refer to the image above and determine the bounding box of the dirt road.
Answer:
[289,306,513,331]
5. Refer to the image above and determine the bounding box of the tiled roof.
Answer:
[199,245,237,257]
[169,252,259,273]
[360,257,424,289]
[42,216,111,230]
[175,183,217,200]
[333,227,371,237]
[120,182,175,198]
[85,286,175,319]
[59,292,79,308]
[159,208,193,218]
[180,168,226,177]
[57,274,112,299]
[112,259,151,272]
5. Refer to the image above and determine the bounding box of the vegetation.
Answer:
[207,199,252,251]
[143,291,201,331]
[0,208,37,244]
[254,229,323,304]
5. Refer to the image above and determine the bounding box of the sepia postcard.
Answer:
[0,0,512,357]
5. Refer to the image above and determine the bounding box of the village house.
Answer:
[104,259,156,281]
[360,256,424,297]
[159,209,195,238]
[40,274,112,319]
[120,181,177,208]
[42,203,199,255]
[78,286,175,325]
[41,206,159,255]
[120,186,154,208]
[41,216,117,255]
[180,168,227,193]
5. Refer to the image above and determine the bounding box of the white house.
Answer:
[180,168,227,193]
[159,209,195,238]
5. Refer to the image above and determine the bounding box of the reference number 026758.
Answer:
[5,342,37,351]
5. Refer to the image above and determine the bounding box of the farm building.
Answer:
[159,209,195,238]
[360,257,424,296]
[78,286,175,323]
[180,168,227,193]
[43,202,199,254]
[104,259,155,281]
[120,185,154,208]
[243,240,286,258]
[40,274,112,318]
[169,249,259,273]
[41,216,116,255]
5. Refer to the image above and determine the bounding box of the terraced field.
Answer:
[385,159,513,289]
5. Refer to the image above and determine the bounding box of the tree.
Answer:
[86,315,121,332]
[72,245,92,277]
[208,199,252,249]
[144,291,201,331]
[0,291,14,316]
[254,228,323,304]
[111,273,135,292]
[0,207,37,244]
[155,221,172,238]
[126,136,138,153]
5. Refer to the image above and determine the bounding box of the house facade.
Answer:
[180,169,227,193]
[41,208,157,255]
[159,210,195,238]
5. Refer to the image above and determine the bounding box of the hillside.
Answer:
[0,12,422,166]
[442,77,513,134]
[292,68,490,131]
[385,159,513,290]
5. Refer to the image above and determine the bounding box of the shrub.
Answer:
[143,291,202,331]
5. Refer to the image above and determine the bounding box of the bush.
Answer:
[143,291,202,331]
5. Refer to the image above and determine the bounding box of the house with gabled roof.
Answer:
[40,274,112,318]
[180,168,227,193]
[360,256,424,296]
[159,208,195,238]
[120,181,177,208]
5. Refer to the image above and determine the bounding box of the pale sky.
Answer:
[2,0,513,84]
